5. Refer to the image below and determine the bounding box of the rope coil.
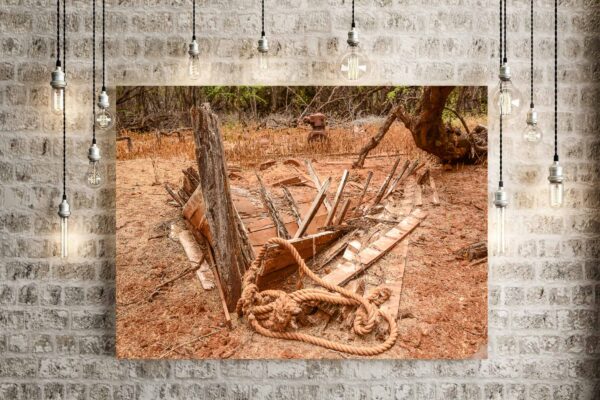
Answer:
[237,237,398,356]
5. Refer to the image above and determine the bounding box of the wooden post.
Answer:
[294,178,331,239]
[191,104,245,311]
[305,160,332,212]
[324,170,349,226]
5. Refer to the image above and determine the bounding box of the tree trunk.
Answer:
[353,86,487,166]
[191,104,245,311]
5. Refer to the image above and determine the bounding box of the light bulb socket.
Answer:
[88,143,101,162]
[58,198,71,218]
[97,90,110,109]
[499,64,511,81]
[347,27,359,47]
[188,39,199,56]
[50,66,66,89]
[493,187,508,208]
[548,161,564,184]
[526,108,538,125]
[257,35,269,53]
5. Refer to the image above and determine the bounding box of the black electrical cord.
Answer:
[56,0,60,66]
[503,0,507,63]
[530,0,534,108]
[92,0,96,143]
[499,0,502,68]
[192,0,196,40]
[554,0,558,161]
[261,0,265,36]
[351,0,355,28]
[62,0,65,70]
[62,0,66,198]
[102,0,105,91]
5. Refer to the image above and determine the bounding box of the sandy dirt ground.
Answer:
[116,124,487,360]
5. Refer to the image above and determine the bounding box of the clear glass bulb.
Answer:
[95,108,114,130]
[51,87,64,115]
[188,54,201,80]
[549,182,564,208]
[339,46,369,81]
[60,216,68,258]
[494,205,506,256]
[522,122,543,143]
[258,51,269,70]
[85,160,103,188]
[492,80,524,120]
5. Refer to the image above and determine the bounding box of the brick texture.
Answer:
[0,0,599,399]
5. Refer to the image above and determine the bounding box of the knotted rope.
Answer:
[236,237,398,356]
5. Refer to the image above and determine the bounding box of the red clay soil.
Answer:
[116,125,487,360]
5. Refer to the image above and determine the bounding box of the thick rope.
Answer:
[237,237,398,356]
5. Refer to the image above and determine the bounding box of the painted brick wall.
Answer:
[0,0,599,398]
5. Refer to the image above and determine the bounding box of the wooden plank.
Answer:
[324,170,349,226]
[429,174,440,206]
[376,239,408,321]
[179,229,216,291]
[334,199,352,225]
[414,184,423,207]
[383,159,417,200]
[258,230,343,276]
[323,209,426,287]
[305,160,332,212]
[256,173,290,239]
[293,177,331,239]
[272,176,303,187]
[371,156,401,207]
[355,171,373,212]
[192,104,244,311]
[281,186,302,225]
[383,160,410,199]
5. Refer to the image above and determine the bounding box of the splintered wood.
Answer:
[178,230,215,290]
[322,209,427,287]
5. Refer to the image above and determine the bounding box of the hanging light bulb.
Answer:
[339,28,369,81]
[188,39,201,80]
[50,64,66,115]
[85,141,102,188]
[257,35,269,70]
[58,196,70,258]
[493,186,508,255]
[95,89,114,129]
[548,160,564,208]
[491,64,524,120]
[522,108,543,143]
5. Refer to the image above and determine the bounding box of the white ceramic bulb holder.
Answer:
[97,90,109,109]
[50,65,66,90]
[548,160,564,184]
[493,186,508,209]
[526,108,538,125]
[58,197,71,219]
[347,27,359,47]
[257,35,269,53]
[499,64,511,82]
[188,39,199,57]
[88,142,101,162]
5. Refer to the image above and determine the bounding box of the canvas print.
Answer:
[116,86,488,359]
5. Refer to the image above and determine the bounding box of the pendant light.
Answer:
[493,0,508,256]
[339,0,369,81]
[57,0,70,258]
[256,0,269,70]
[492,0,524,121]
[86,0,102,188]
[187,0,200,80]
[548,0,564,208]
[95,0,114,130]
[50,0,65,115]
[522,0,543,143]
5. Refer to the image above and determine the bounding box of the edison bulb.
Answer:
[339,46,369,81]
[85,143,102,189]
[188,54,200,80]
[257,36,269,71]
[85,160,102,188]
[522,109,543,143]
[492,79,524,120]
[57,197,71,258]
[493,187,508,256]
[51,87,64,115]
[95,108,114,130]
[548,161,564,208]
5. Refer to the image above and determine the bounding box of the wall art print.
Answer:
[116,86,488,360]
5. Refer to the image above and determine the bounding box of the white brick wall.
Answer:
[0,0,598,398]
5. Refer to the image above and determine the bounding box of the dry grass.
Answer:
[116,117,485,167]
